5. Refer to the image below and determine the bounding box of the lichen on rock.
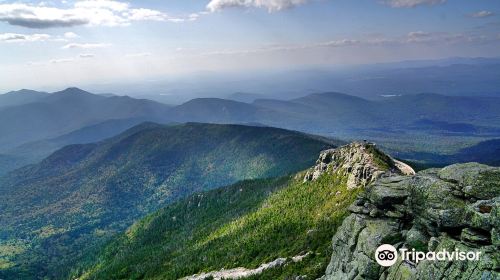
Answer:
[320,162,500,280]
[304,142,415,189]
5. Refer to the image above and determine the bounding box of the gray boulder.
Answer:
[304,142,415,189]
[321,163,500,280]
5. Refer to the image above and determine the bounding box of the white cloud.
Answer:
[50,58,75,64]
[188,13,201,21]
[0,1,186,29]
[200,39,361,56]
[469,11,494,18]
[406,31,432,42]
[62,43,111,49]
[64,32,79,39]
[197,30,498,58]
[125,52,152,58]
[74,0,129,12]
[317,39,360,47]
[207,0,310,12]
[206,0,449,11]
[126,8,169,21]
[0,33,51,42]
[0,3,88,28]
[29,52,95,66]
[382,0,446,8]
[403,31,497,44]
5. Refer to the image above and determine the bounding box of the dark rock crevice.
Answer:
[320,163,500,280]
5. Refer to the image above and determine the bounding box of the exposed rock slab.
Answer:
[181,252,311,280]
[321,163,500,280]
[304,142,415,189]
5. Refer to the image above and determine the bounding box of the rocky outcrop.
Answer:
[321,163,500,280]
[304,142,415,189]
[181,252,311,280]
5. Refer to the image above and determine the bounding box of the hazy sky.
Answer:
[0,0,499,91]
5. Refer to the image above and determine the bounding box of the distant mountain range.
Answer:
[166,98,266,123]
[1,86,500,174]
[3,87,500,141]
[225,92,264,103]
[0,122,337,279]
[3,118,156,172]
[0,87,171,152]
[84,57,500,103]
[0,89,50,108]
[390,138,500,168]
[0,154,24,177]
[164,92,500,136]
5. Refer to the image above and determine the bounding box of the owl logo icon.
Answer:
[375,244,398,267]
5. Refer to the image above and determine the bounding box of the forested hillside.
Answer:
[0,123,336,279]
[77,142,411,280]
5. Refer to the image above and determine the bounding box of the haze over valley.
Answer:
[1,0,500,279]
[1,72,500,176]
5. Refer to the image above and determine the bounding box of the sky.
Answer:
[0,0,500,92]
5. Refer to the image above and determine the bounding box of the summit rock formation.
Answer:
[304,142,415,189]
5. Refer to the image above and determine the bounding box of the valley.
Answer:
[1,87,500,176]
[0,122,336,279]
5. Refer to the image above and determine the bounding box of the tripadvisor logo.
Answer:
[375,244,398,267]
[375,244,482,267]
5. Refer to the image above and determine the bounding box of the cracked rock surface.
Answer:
[304,142,415,189]
[320,163,500,280]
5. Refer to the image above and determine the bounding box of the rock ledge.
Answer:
[321,163,500,280]
[304,142,415,189]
